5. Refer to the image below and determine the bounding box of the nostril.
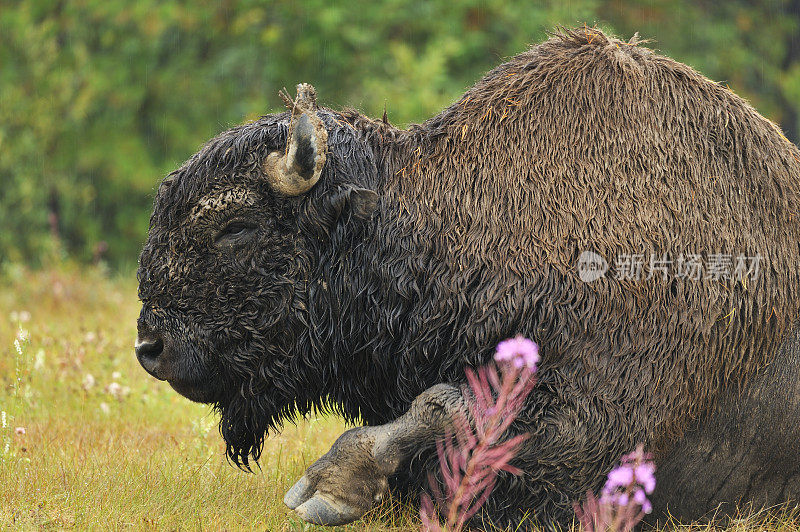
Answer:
[135,336,164,362]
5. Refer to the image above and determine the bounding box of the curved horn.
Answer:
[264,83,328,196]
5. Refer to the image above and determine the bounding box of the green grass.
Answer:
[0,266,417,530]
[0,266,797,531]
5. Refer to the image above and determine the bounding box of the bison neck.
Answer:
[306,115,546,426]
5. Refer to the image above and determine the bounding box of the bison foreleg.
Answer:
[284,383,466,526]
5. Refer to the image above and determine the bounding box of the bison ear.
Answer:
[341,187,379,221]
[300,186,378,238]
[264,83,328,196]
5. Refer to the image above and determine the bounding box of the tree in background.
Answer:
[1,0,798,268]
[603,0,800,142]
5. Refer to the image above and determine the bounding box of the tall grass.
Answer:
[0,267,797,530]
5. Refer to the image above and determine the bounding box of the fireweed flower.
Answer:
[633,488,651,514]
[634,462,656,494]
[574,444,656,532]
[494,336,540,370]
[603,465,634,494]
[600,446,655,513]
[421,337,539,532]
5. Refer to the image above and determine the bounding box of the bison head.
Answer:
[135,84,378,467]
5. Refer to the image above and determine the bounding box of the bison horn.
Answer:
[264,83,329,196]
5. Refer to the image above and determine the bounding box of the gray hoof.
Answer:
[283,426,389,526]
[284,475,311,510]
[294,492,360,526]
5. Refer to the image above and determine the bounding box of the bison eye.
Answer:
[214,220,257,247]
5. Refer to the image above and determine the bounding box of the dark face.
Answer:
[136,115,310,403]
[136,106,324,470]
[135,91,380,466]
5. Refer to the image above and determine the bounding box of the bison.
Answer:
[135,27,800,528]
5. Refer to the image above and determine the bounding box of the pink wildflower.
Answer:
[14,427,25,435]
[494,335,540,370]
[632,488,652,514]
[604,465,634,493]
[574,444,656,532]
[634,463,656,494]
[421,336,540,531]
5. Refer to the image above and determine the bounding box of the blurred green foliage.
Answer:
[2,1,799,268]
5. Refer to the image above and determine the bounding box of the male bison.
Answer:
[135,27,800,528]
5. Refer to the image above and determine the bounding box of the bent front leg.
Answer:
[284,383,467,526]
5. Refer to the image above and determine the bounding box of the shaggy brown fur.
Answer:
[136,27,800,527]
[348,25,800,447]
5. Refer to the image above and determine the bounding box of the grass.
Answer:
[0,266,416,530]
[0,265,798,531]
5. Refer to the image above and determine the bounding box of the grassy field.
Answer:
[1,266,798,531]
[0,266,418,530]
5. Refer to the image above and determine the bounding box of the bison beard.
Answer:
[136,27,800,528]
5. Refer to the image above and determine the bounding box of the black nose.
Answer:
[135,334,164,376]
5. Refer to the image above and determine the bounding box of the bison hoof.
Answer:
[284,427,390,526]
[285,479,361,526]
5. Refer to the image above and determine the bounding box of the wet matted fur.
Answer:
[137,27,800,527]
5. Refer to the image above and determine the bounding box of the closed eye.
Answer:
[215,221,257,246]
